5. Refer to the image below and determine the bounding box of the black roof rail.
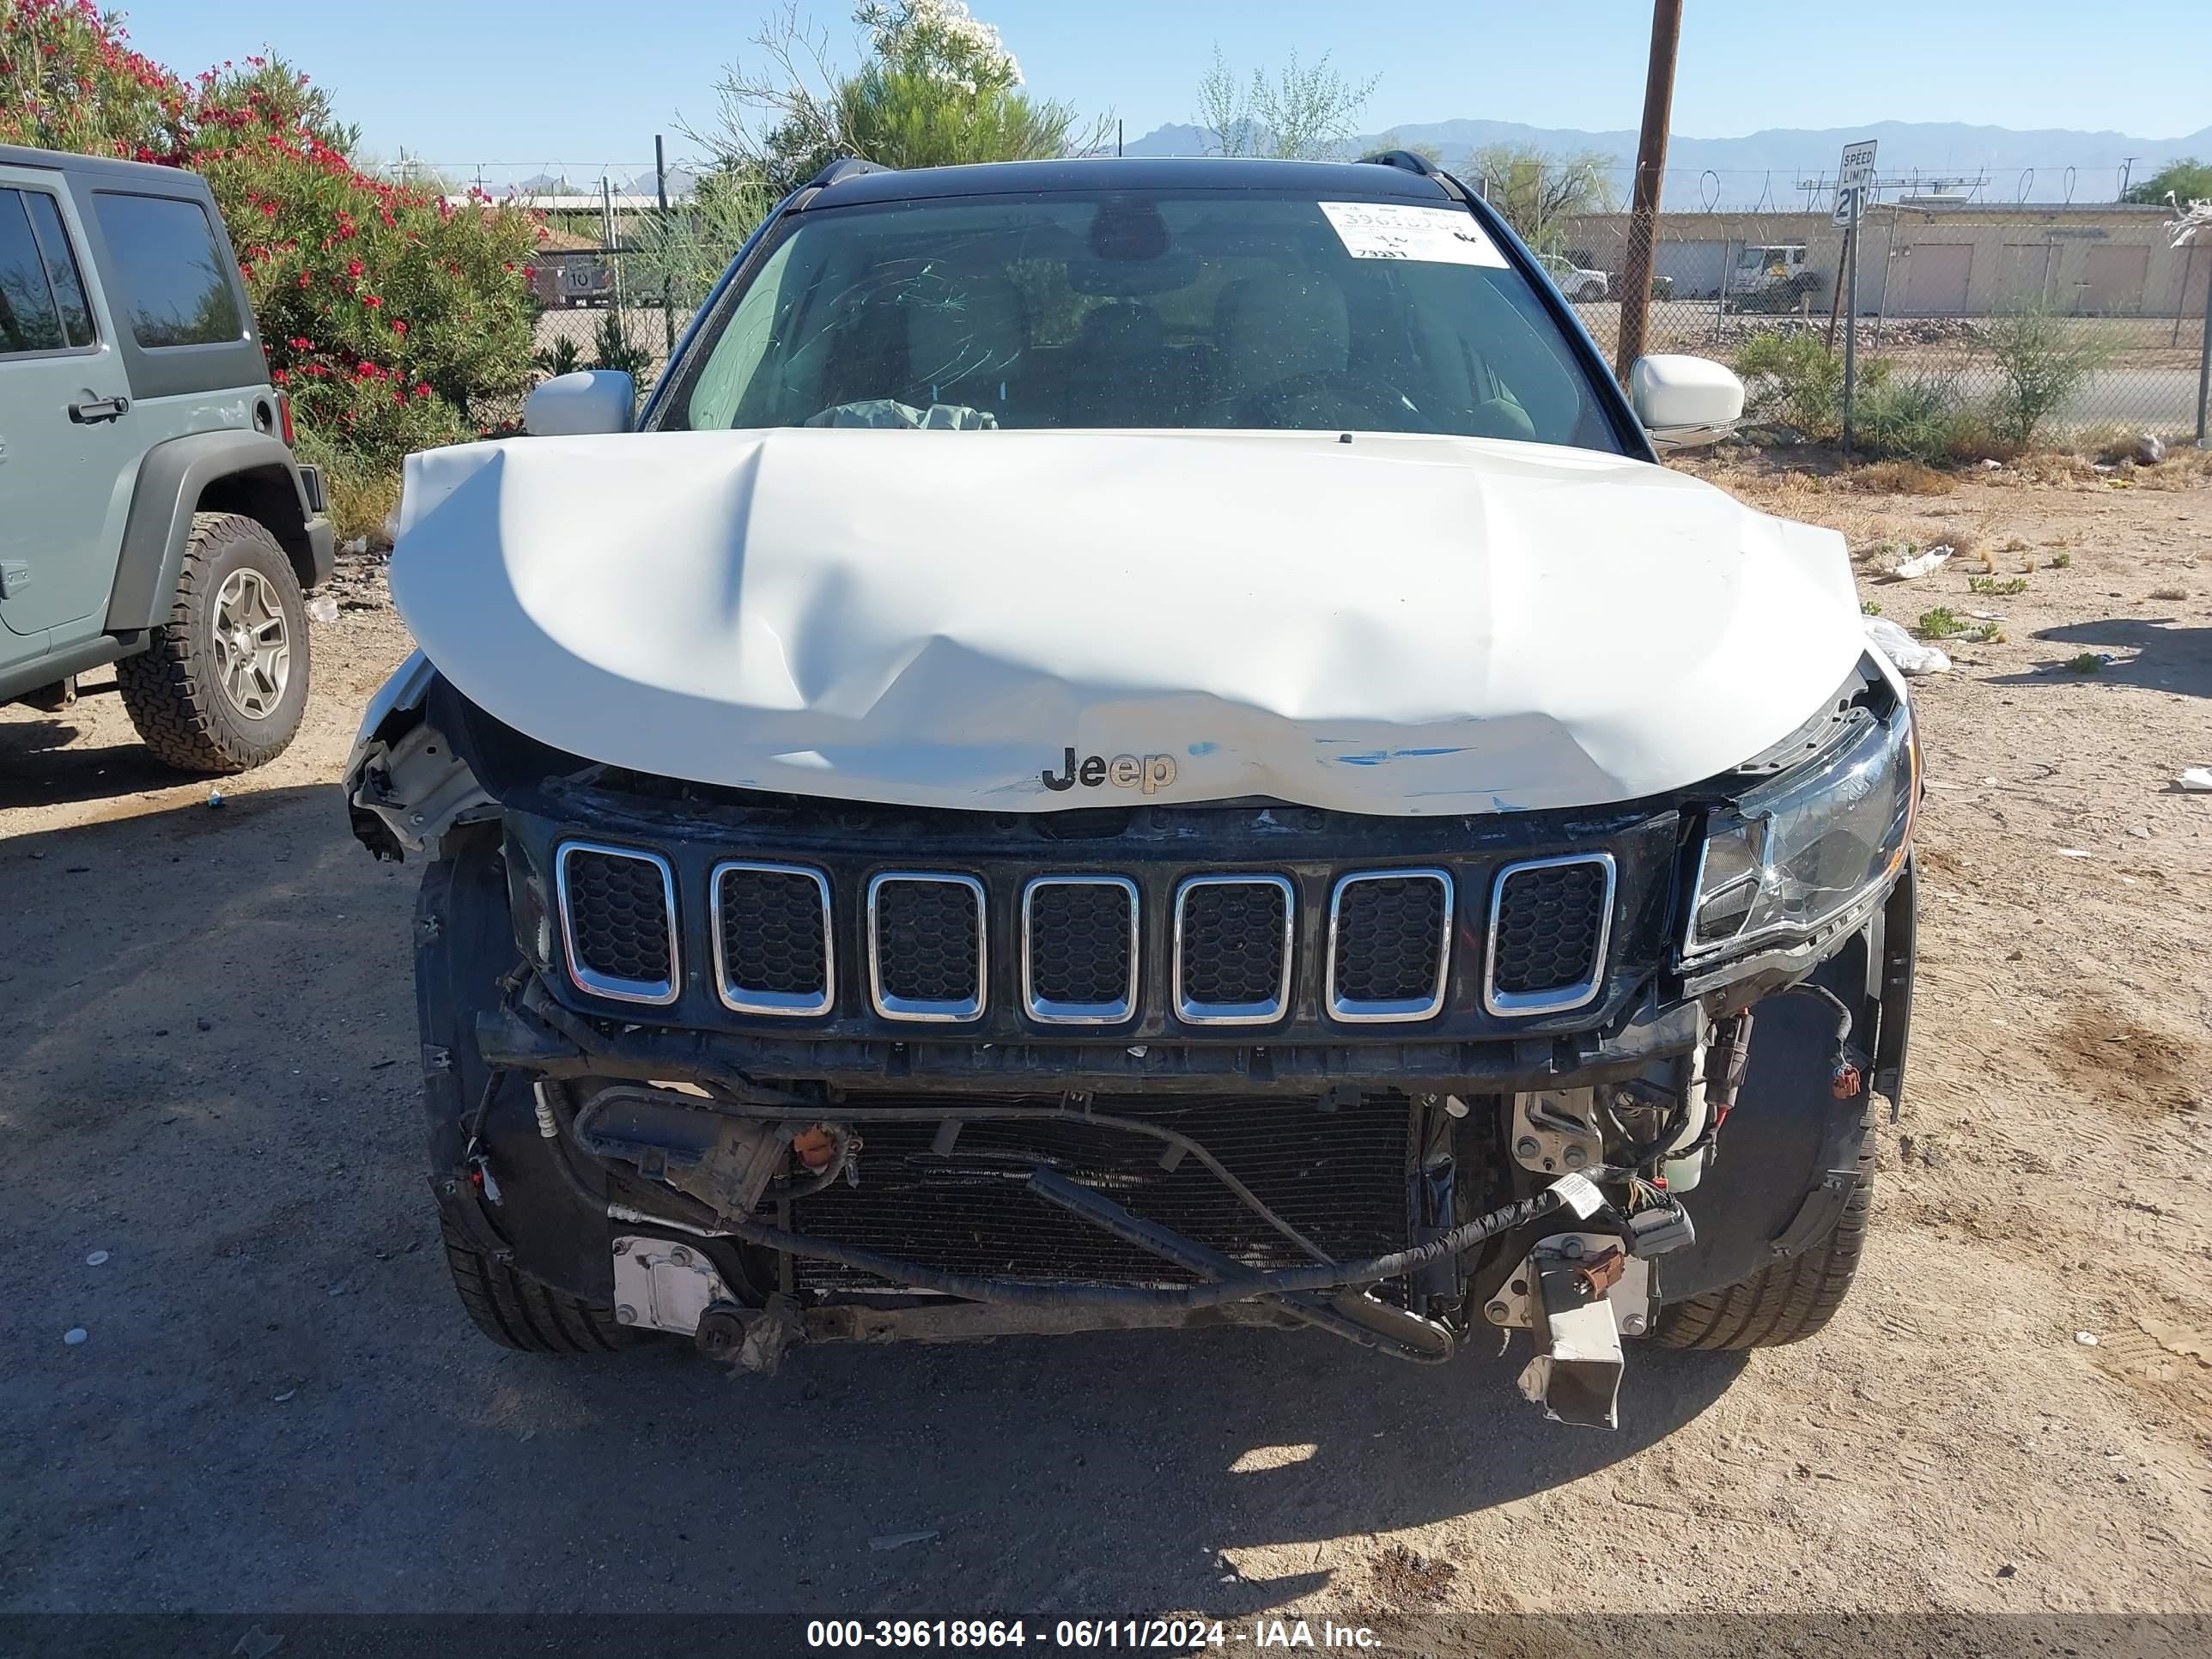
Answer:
[1358,149,1438,177]
[1359,148,1475,208]
[808,156,890,189]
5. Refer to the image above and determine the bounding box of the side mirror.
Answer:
[1630,354,1744,450]
[522,369,635,437]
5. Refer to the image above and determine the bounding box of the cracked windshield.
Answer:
[666,191,1622,449]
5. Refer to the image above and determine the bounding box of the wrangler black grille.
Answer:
[1176,878,1290,1017]
[1330,873,1449,1013]
[714,864,830,1011]
[790,1091,1413,1294]
[871,876,984,1013]
[1024,879,1135,1018]
[1490,857,1610,1001]
[558,845,673,998]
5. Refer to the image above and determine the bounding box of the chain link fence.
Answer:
[1555,197,2208,456]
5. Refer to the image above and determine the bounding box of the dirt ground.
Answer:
[3,452,2210,1640]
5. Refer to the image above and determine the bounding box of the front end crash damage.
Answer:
[350,651,1917,1430]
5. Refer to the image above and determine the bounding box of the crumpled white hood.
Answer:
[391,428,1863,816]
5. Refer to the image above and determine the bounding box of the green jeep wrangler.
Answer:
[0,143,332,771]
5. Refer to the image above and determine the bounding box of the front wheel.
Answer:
[440,1210,640,1354]
[117,512,310,772]
[1654,1097,1875,1350]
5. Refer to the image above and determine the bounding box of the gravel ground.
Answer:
[3,460,2209,1641]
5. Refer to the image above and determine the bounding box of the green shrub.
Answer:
[532,335,585,378]
[2,0,542,468]
[1915,607,1964,640]
[623,171,776,315]
[1856,374,1970,465]
[292,422,400,546]
[1984,305,2113,447]
[586,311,657,380]
[1734,333,1846,438]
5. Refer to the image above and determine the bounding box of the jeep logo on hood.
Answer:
[1041,747,1177,795]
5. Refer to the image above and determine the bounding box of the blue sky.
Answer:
[112,0,2207,186]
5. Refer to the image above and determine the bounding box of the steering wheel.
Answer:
[1236,368,1431,433]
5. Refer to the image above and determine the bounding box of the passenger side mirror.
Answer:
[1630,355,1743,450]
[522,370,635,437]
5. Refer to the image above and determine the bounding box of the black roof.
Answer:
[808,155,1458,207]
[0,140,218,195]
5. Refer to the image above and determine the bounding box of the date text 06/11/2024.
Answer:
[805,1620,1382,1650]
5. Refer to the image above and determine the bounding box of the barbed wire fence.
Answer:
[418,151,2209,454]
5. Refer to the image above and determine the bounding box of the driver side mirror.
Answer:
[522,369,635,437]
[1630,355,1743,450]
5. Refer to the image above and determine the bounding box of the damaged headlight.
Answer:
[1682,701,1917,962]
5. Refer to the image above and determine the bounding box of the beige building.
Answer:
[1558,202,2209,319]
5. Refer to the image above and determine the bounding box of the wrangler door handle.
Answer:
[68,396,129,424]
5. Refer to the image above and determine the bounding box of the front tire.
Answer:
[439,1212,639,1354]
[1654,1098,1875,1350]
[117,512,310,773]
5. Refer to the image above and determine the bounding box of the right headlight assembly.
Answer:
[1682,699,1918,963]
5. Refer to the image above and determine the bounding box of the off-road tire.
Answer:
[1654,1100,1875,1350]
[116,512,309,773]
[438,1212,640,1354]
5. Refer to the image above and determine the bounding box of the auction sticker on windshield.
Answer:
[1320,201,1507,267]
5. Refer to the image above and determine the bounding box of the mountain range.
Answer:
[1121,118,2212,208]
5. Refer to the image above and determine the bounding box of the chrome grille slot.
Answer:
[867,872,987,1022]
[1172,874,1293,1026]
[1485,853,1615,1016]
[556,842,678,1006]
[1022,876,1139,1024]
[1327,869,1452,1023]
[712,860,833,1016]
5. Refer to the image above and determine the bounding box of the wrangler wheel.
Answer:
[117,512,310,773]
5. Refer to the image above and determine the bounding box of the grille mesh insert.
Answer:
[1026,881,1134,1012]
[1492,860,1608,995]
[1177,880,1289,1011]
[716,866,828,1000]
[872,878,982,1007]
[790,1092,1413,1292]
[1332,876,1447,1006]
[561,848,672,990]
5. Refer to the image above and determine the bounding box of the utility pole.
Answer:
[1613,0,1684,386]
[655,134,676,356]
[2196,236,2211,449]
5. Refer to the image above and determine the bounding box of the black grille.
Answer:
[872,877,982,1011]
[1025,880,1135,1016]
[1491,858,1609,999]
[715,865,830,1007]
[790,1091,1413,1293]
[560,847,672,994]
[1176,878,1289,1014]
[1331,874,1449,1010]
